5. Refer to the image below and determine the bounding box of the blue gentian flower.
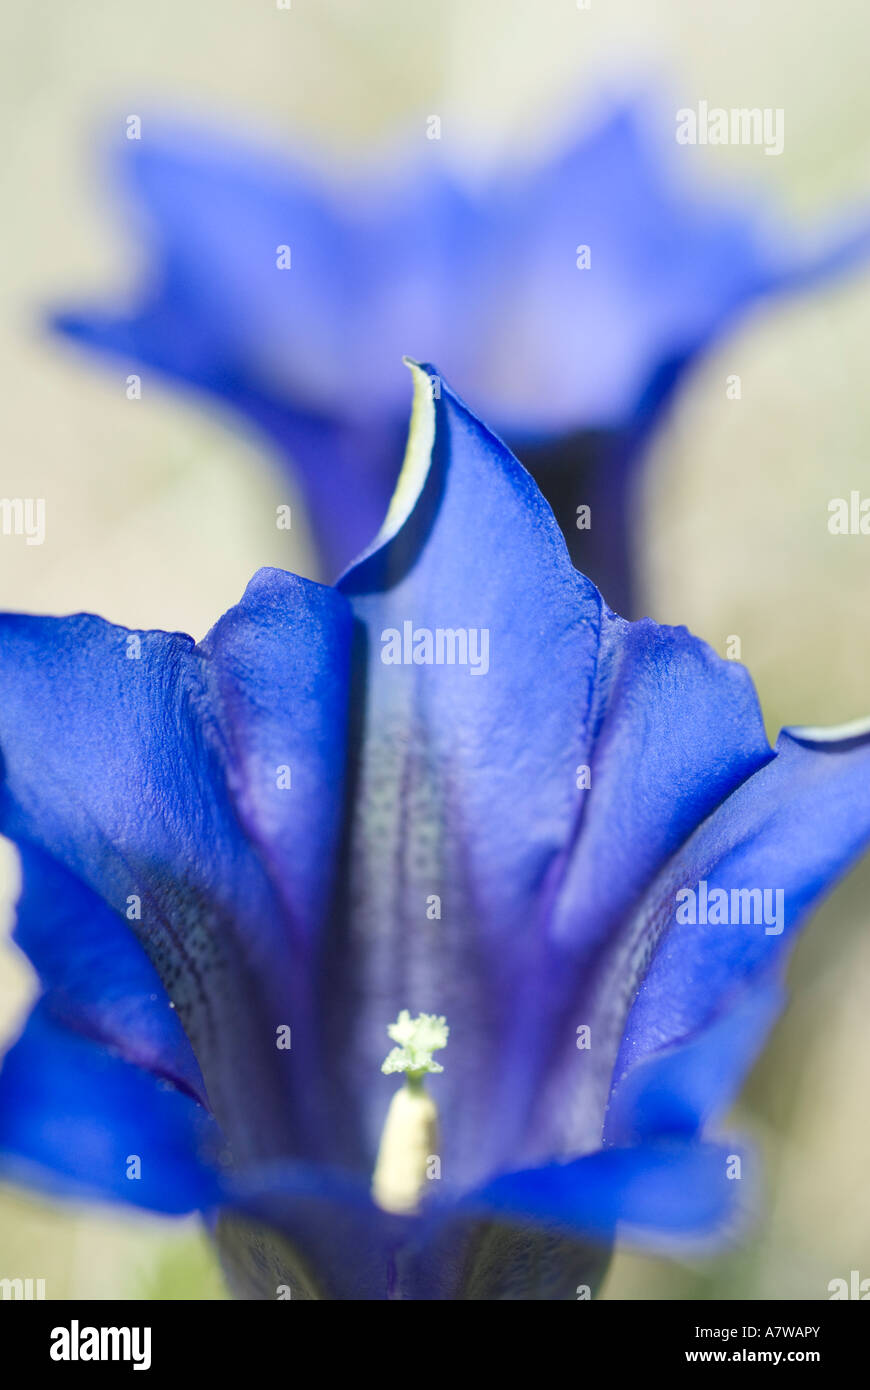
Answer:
[52,105,870,612]
[2,364,870,1300]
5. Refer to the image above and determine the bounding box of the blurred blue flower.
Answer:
[52,104,870,612]
[2,365,870,1299]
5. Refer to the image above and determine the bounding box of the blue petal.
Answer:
[197,567,352,947]
[524,619,773,1162]
[13,842,204,1102]
[611,724,870,1101]
[528,716,870,1167]
[0,1004,220,1213]
[0,573,353,1166]
[463,1140,753,1249]
[606,976,785,1145]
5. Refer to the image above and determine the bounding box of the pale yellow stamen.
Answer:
[371,1011,448,1215]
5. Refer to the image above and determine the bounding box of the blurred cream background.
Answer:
[1,0,870,1298]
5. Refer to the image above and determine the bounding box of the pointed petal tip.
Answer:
[337,356,439,582]
[782,713,870,749]
[340,355,588,606]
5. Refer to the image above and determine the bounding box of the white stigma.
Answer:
[371,1011,448,1215]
